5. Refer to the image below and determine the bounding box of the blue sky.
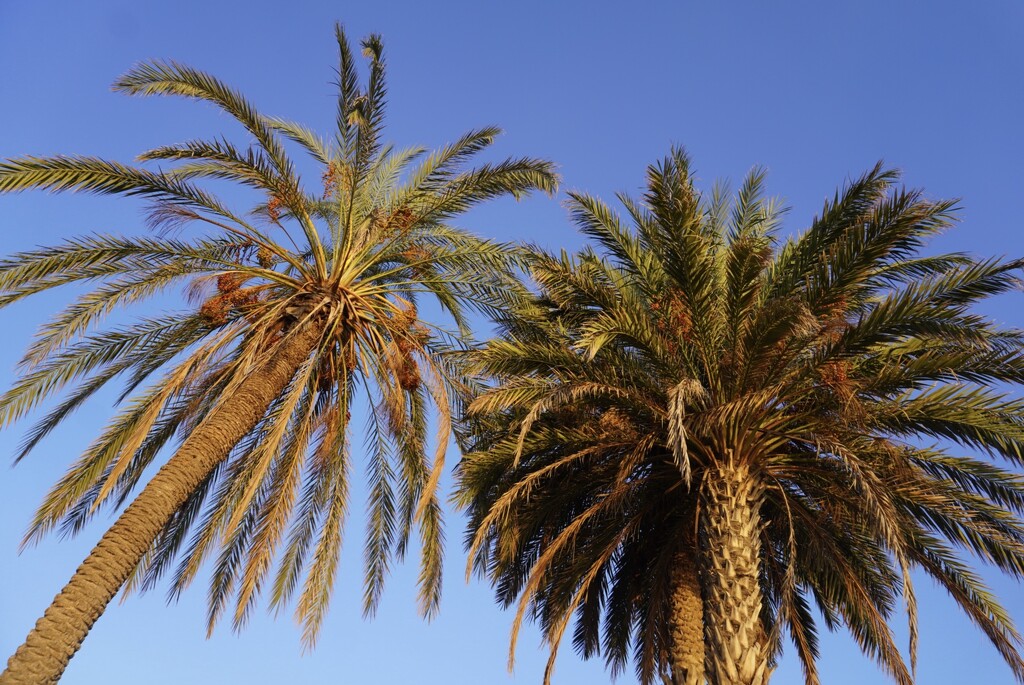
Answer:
[1,1,1023,683]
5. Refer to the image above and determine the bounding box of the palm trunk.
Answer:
[2,322,322,684]
[701,460,769,685]
[668,549,705,685]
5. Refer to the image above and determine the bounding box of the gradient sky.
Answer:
[2,2,1023,683]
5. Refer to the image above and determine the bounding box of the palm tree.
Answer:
[457,148,1024,685]
[0,25,556,684]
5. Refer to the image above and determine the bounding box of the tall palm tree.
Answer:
[458,148,1024,685]
[0,25,556,684]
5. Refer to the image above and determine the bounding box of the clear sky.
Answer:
[1,2,1023,683]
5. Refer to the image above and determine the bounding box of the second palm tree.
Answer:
[459,149,1024,685]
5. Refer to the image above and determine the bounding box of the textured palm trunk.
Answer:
[668,549,705,685]
[701,461,769,685]
[1,322,322,684]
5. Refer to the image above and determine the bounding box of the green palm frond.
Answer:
[112,60,296,185]
[263,117,334,166]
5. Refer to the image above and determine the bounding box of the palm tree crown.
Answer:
[0,25,555,683]
[458,148,1024,685]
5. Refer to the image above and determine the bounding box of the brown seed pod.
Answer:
[598,408,637,441]
[199,295,229,325]
[257,246,275,268]
[651,292,692,344]
[820,296,850,344]
[392,301,418,328]
[397,356,420,391]
[322,164,338,196]
[667,293,692,340]
[322,162,351,197]
[227,287,260,307]
[342,344,358,374]
[316,355,339,392]
[819,359,853,399]
[390,207,416,233]
[267,196,284,222]
[217,273,243,294]
[401,245,431,265]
